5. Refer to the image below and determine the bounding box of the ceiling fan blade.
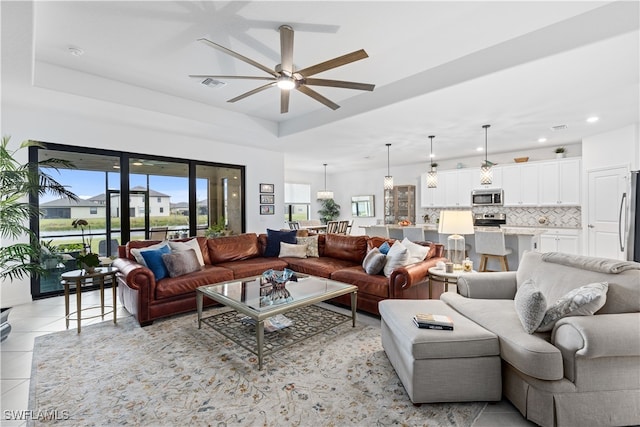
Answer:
[297,85,340,110]
[189,75,275,81]
[281,90,290,114]
[197,38,278,77]
[297,49,369,77]
[279,25,294,74]
[228,82,277,103]
[304,78,375,91]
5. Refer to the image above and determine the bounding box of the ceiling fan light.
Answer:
[277,76,296,90]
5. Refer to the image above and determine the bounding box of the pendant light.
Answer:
[480,124,493,185]
[317,163,334,200]
[426,135,438,188]
[384,143,394,190]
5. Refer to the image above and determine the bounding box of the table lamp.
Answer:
[438,210,474,270]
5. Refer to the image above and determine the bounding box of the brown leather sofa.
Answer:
[113,233,445,326]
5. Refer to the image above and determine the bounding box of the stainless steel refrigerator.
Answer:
[623,170,640,262]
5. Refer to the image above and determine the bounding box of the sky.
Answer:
[40,169,205,204]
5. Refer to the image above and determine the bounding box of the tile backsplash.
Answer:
[420,206,581,228]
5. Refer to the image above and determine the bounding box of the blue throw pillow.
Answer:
[140,245,171,280]
[378,241,391,255]
[264,229,297,257]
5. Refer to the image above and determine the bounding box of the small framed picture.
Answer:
[260,183,274,193]
[260,194,274,204]
[260,205,275,215]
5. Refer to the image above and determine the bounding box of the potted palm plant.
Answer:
[318,198,341,224]
[0,136,78,341]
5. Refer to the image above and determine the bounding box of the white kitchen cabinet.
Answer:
[538,158,581,206]
[539,229,581,255]
[443,169,473,207]
[501,163,539,206]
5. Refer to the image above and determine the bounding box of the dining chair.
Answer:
[474,229,513,271]
[336,220,349,235]
[288,221,300,230]
[346,220,354,235]
[326,221,339,234]
[148,226,168,240]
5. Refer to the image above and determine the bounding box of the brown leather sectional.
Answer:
[113,233,445,326]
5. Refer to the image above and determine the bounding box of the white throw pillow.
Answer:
[514,279,547,334]
[131,241,169,267]
[278,242,308,258]
[401,237,429,264]
[536,282,608,332]
[168,238,205,266]
[383,240,410,277]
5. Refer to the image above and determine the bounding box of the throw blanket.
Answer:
[542,252,640,274]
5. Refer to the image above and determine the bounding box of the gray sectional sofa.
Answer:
[437,251,640,427]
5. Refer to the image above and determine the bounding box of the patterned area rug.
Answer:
[30,306,485,426]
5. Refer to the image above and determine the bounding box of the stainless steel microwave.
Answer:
[471,189,503,206]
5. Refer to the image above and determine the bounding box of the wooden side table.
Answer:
[427,267,476,299]
[61,267,118,333]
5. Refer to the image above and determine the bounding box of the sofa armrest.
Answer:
[112,257,156,324]
[553,313,640,359]
[456,271,517,299]
[389,257,445,297]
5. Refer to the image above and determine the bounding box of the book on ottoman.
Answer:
[413,313,454,330]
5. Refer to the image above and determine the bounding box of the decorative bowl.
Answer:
[514,157,529,163]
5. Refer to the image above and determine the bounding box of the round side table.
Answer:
[427,267,476,299]
[61,267,118,333]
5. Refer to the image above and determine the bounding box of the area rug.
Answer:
[29,306,486,426]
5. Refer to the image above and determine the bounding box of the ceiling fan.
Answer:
[189,25,375,113]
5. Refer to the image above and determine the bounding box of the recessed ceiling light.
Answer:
[476,147,484,152]
[586,116,599,123]
[132,161,143,166]
[68,46,84,57]
[538,137,547,143]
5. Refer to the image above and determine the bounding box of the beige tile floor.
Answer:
[0,290,534,426]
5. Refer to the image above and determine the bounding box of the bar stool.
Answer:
[475,229,512,271]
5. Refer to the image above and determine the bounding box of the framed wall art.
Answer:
[260,194,274,204]
[259,183,274,193]
[260,205,275,215]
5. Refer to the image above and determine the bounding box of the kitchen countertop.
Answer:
[364,224,581,236]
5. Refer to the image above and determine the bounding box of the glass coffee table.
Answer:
[196,274,357,370]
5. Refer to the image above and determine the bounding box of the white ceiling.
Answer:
[28,1,640,173]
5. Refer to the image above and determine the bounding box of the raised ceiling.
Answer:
[26,1,640,172]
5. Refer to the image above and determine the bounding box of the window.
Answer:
[284,183,311,222]
[159,207,164,213]
[90,207,98,215]
[157,197,161,203]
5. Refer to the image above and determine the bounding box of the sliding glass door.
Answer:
[31,143,245,298]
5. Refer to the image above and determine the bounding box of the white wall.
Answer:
[581,124,640,172]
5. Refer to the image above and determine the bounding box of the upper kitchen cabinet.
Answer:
[421,169,473,207]
[443,169,474,207]
[537,158,581,206]
[502,163,539,206]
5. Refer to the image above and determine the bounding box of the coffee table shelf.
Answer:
[196,274,357,370]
